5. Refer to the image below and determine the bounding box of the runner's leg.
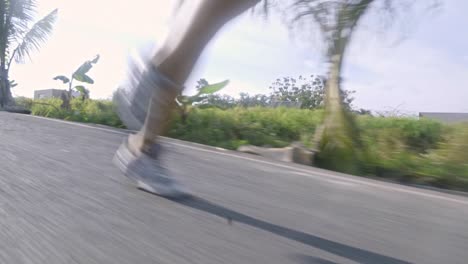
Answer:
[128,0,260,153]
[114,0,260,197]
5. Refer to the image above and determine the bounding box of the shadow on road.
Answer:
[174,197,412,264]
[289,254,340,264]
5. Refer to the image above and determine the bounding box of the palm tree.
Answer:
[289,0,375,172]
[0,0,58,107]
[258,0,438,172]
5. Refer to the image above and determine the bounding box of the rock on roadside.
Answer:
[238,142,314,166]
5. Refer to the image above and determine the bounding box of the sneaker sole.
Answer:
[137,180,192,199]
[112,141,140,181]
[113,142,191,199]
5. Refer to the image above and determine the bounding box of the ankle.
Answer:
[149,60,185,90]
[128,133,155,155]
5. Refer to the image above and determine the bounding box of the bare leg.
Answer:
[128,0,260,153]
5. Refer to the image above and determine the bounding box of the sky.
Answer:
[9,0,468,114]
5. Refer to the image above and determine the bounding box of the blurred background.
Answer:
[2,0,468,190]
[9,0,468,114]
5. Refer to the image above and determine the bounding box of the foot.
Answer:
[113,139,190,198]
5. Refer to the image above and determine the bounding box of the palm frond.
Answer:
[12,8,57,64]
[251,0,280,19]
[10,0,37,21]
[8,0,37,38]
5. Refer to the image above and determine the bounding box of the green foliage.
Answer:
[314,110,361,174]
[72,55,100,84]
[270,75,355,109]
[68,98,123,127]
[9,80,18,88]
[14,8,58,63]
[356,116,449,183]
[168,107,324,150]
[30,98,67,118]
[192,75,358,110]
[53,75,70,84]
[53,54,100,104]
[415,124,468,190]
[176,79,229,122]
[177,79,230,107]
[237,93,271,107]
[168,106,465,190]
[198,94,237,109]
[358,116,445,153]
[74,85,90,101]
[198,79,229,94]
[31,98,124,128]
[14,96,33,109]
[198,93,272,109]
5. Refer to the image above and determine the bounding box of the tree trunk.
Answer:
[310,0,376,173]
[61,77,73,109]
[0,78,4,108]
[0,68,12,108]
[313,52,361,173]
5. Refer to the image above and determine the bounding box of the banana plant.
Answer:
[53,55,99,106]
[9,80,18,88]
[176,79,229,123]
[74,85,90,101]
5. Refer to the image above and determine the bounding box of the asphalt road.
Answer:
[1,112,468,264]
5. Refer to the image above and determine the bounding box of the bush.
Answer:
[354,117,468,190]
[356,116,446,180]
[358,116,445,153]
[168,107,324,150]
[69,99,124,128]
[415,124,468,190]
[31,98,124,128]
[14,96,33,110]
[31,98,68,119]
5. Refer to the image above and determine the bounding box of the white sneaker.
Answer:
[113,140,190,198]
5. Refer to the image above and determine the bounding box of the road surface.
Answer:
[0,112,467,264]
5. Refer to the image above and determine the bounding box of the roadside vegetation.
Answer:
[7,0,467,191]
[17,94,468,192]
